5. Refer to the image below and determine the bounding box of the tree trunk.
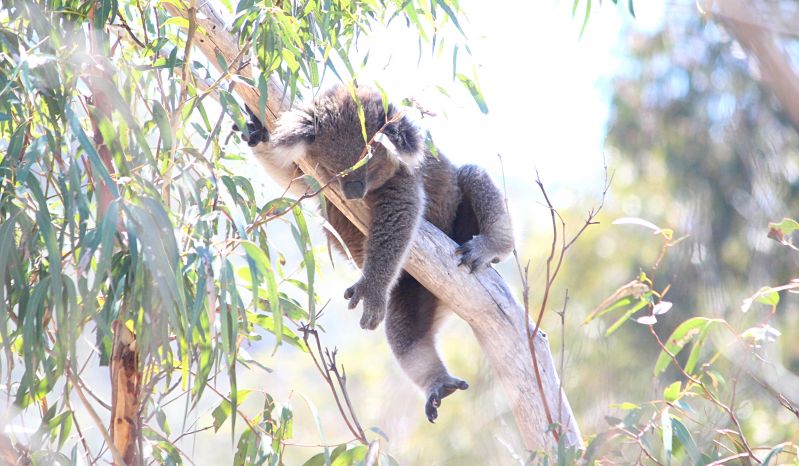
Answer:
[110,320,141,466]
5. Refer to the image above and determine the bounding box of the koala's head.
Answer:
[269,85,423,200]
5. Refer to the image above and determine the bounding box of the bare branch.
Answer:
[300,326,368,444]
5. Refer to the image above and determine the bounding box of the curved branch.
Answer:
[164,1,583,452]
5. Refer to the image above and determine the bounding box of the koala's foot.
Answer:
[456,236,497,273]
[344,280,387,330]
[232,106,269,147]
[425,376,469,423]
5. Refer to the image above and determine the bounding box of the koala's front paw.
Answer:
[232,107,270,147]
[455,237,493,273]
[344,280,387,330]
[425,376,469,423]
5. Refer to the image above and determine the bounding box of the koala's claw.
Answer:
[425,377,469,423]
[344,281,386,330]
[343,284,361,307]
[232,106,269,147]
[456,239,491,273]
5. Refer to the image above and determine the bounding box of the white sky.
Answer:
[349,0,665,197]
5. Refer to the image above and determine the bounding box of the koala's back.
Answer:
[418,151,461,237]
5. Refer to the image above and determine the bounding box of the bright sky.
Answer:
[351,0,665,203]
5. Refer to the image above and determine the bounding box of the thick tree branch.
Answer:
[714,0,799,134]
[165,2,583,451]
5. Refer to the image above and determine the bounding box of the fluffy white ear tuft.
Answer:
[397,149,424,168]
[374,131,423,169]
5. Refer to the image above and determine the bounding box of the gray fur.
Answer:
[247,85,514,422]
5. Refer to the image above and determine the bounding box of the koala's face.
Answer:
[268,86,424,200]
[308,134,404,200]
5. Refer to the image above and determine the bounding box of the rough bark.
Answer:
[165,2,583,452]
[110,320,141,466]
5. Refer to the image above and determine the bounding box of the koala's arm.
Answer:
[250,145,309,196]
[344,168,424,329]
[456,165,514,271]
[237,107,309,196]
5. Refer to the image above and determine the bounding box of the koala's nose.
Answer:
[342,180,366,199]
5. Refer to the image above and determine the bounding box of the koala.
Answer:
[238,85,514,422]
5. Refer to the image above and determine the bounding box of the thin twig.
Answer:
[300,326,368,444]
[524,161,611,441]
[556,289,569,436]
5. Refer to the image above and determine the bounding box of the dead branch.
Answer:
[301,326,368,445]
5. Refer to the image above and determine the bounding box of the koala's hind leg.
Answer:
[454,165,515,272]
[386,273,467,423]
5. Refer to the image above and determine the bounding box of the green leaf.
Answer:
[584,296,633,324]
[331,446,368,466]
[374,81,390,119]
[663,381,681,402]
[246,312,307,351]
[156,409,171,436]
[66,107,118,197]
[240,241,282,348]
[296,393,329,465]
[291,206,316,325]
[762,445,785,466]
[455,73,488,114]
[671,418,701,465]
[604,298,648,336]
[768,217,799,235]
[683,320,714,375]
[212,390,252,432]
[755,293,780,308]
[433,0,465,37]
[163,16,190,29]
[151,100,173,152]
[610,402,639,410]
[654,318,722,376]
[580,0,592,38]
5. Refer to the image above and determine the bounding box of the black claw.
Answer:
[233,105,270,146]
[425,394,440,423]
[424,377,468,423]
[456,242,481,273]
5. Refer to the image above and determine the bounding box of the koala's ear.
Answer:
[269,108,316,166]
[382,109,423,166]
